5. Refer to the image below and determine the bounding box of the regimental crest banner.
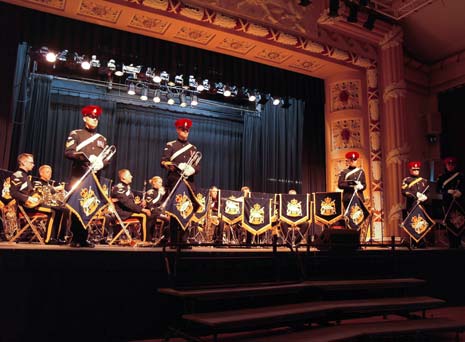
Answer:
[164,179,201,231]
[279,194,311,225]
[444,201,465,237]
[192,188,209,223]
[65,172,111,229]
[242,197,273,235]
[99,177,112,198]
[219,189,243,225]
[401,204,435,243]
[313,192,343,225]
[344,193,370,230]
[0,169,13,205]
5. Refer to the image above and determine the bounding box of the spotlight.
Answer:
[45,52,57,63]
[127,83,136,95]
[160,71,169,84]
[188,75,197,89]
[153,73,161,83]
[56,50,68,62]
[81,60,91,70]
[140,87,148,101]
[175,74,184,87]
[114,65,124,77]
[223,86,231,97]
[248,92,257,102]
[191,94,198,106]
[200,79,209,92]
[180,93,187,107]
[167,93,175,105]
[347,3,358,23]
[329,0,340,17]
[153,89,161,103]
[229,85,238,97]
[363,12,376,30]
[272,97,281,106]
[215,82,224,95]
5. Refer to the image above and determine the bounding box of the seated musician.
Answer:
[9,154,62,244]
[109,169,155,242]
[145,176,169,242]
[280,189,309,246]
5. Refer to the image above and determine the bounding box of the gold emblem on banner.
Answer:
[411,215,429,234]
[102,184,109,196]
[249,203,264,225]
[2,178,12,200]
[349,203,365,225]
[450,210,465,228]
[320,197,336,216]
[175,192,193,219]
[286,199,302,217]
[80,187,101,217]
[134,195,141,205]
[225,199,240,215]
[196,193,206,213]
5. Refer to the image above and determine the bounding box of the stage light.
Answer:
[81,60,91,70]
[114,65,124,77]
[167,93,175,105]
[56,50,68,62]
[107,59,116,70]
[248,92,257,102]
[127,83,136,95]
[272,97,281,106]
[175,74,184,87]
[45,52,56,63]
[347,3,358,23]
[191,94,198,106]
[363,12,376,30]
[200,79,209,92]
[223,86,231,97]
[189,75,197,89]
[153,89,161,103]
[160,71,169,83]
[180,93,187,107]
[329,0,340,17]
[90,55,100,68]
[140,87,148,101]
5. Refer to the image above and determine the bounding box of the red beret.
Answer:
[175,118,192,129]
[443,156,457,164]
[345,151,359,160]
[408,161,421,170]
[81,105,102,117]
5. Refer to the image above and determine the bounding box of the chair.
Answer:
[9,204,48,244]
[108,214,146,246]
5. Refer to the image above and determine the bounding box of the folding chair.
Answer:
[9,204,48,244]
[109,214,146,246]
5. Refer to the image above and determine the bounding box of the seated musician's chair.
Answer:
[9,204,52,244]
[108,213,147,245]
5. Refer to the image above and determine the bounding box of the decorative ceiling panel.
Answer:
[128,14,170,34]
[78,0,121,23]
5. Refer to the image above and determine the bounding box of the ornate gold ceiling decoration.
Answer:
[174,26,215,45]
[128,14,170,34]
[255,48,291,64]
[24,0,65,10]
[79,0,121,23]
[217,38,255,55]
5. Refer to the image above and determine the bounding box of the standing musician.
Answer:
[161,118,201,249]
[145,176,169,242]
[64,105,111,248]
[110,169,155,242]
[32,164,67,243]
[9,154,61,244]
[401,161,429,247]
[338,151,366,208]
[436,157,465,248]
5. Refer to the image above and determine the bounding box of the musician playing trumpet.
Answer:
[10,153,61,244]
[161,118,201,249]
[64,105,111,248]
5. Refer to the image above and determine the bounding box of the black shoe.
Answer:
[47,238,59,245]
[80,240,95,248]
[57,238,67,245]
[69,241,80,248]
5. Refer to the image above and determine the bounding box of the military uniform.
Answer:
[10,168,59,243]
[436,157,465,248]
[401,175,429,212]
[337,152,366,208]
[111,182,156,242]
[145,186,168,242]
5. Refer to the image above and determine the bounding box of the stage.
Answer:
[1,242,464,342]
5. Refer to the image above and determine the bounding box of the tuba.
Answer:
[1,201,20,240]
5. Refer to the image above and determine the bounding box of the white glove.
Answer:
[416,192,427,202]
[178,162,195,177]
[89,154,104,171]
[354,181,364,191]
[448,189,454,195]
[453,190,462,198]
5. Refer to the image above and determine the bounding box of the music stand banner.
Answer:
[242,197,273,235]
[219,189,243,225]
[165,179,201,231]
[345,193,370,230]
[192,187,209,223]
[66,172,112,229]
[444,200,465,237]
[400,204,435,243]
[279,193,310,226]
[313,192,343,225]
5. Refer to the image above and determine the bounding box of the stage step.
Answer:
[238,317,465,342]
[159,277,424,302]
[182,296,445,333]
